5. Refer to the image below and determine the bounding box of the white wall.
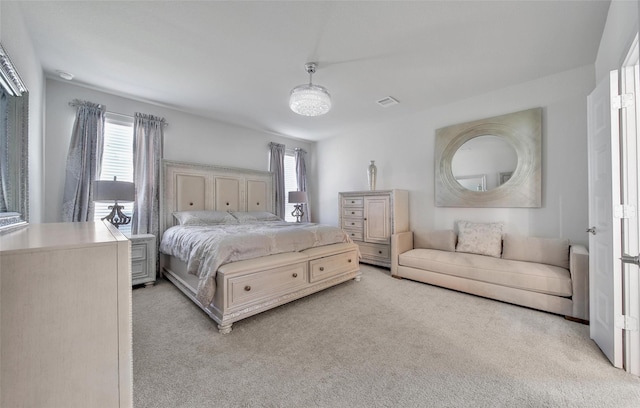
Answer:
[44,80,315,223]
[1,2,45,223]
[595,0,639,82]
[316,65,595,247]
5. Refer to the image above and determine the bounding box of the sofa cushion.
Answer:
[502,234,570,269]
[423,230,457,252]
[398,248,572,297]
[455,221,503,258]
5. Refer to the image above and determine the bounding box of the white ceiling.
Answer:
[15,0,610,141]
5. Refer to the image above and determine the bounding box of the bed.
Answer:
[160,160,361,334]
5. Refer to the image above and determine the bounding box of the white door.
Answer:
[620,60,640,376]
[587,70,624,368]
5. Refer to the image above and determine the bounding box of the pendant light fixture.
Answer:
[289,62,331,116]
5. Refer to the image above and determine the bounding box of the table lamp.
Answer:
[94,177,135,228]
[288,191,307,223]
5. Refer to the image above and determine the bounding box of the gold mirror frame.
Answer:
[435,108,542,208]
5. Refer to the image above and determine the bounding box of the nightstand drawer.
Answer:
[129,234,156,286]
[131,244,147,261]
[131,260,148,279]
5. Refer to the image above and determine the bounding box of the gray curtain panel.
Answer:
[269,142,286,219]
[294,148,310,222]
[131,112,165,239]
[62,99,105,222]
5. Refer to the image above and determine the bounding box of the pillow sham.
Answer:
[173,210,237,226]
[230,211,283,223]
[502,234,570,269]
[455,221,503,258]
[422,230,457,252]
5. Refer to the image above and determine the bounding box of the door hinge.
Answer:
[614,204,636,219]
[612,93,635,110]
[615,315,639,331]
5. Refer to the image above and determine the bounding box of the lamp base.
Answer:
[102,203,131,229]
[291,204,304,223]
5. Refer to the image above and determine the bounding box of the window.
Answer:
[94,114,134,234]
[283,151,298,222]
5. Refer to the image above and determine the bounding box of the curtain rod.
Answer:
[68,101,168,126]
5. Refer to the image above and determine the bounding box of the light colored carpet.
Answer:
[133,265,640,407]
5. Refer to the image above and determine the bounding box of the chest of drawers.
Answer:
[339,190,409,268]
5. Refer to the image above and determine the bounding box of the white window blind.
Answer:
[283,152,298,222]
[94,114,134,235]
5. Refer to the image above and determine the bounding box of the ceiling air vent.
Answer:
[376,96,399,107]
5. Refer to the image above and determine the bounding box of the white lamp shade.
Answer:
[288,191,308,204]
[94,180,135,203]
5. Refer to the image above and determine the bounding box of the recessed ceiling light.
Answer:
[56,70,74,80]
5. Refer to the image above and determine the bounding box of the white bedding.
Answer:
[160,221,353,304]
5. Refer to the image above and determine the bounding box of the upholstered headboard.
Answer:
[161,160,275,234]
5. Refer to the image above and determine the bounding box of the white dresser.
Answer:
[339,190,409,267]
[0,221,132,408]
[129,233,157,286]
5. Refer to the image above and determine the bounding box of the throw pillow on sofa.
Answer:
[422,230,457,252]
[455,221,503,258]
[502,234,570,269]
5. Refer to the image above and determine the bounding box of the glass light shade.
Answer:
[289,84,331,116]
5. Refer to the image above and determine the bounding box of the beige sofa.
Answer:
[391,226,589,321]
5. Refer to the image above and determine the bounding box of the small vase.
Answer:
[367,160,377,191]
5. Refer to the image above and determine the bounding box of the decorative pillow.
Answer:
[230,211,282,223]
[502,234,570,269]
[173,210,237,226]
[422,230,457,252]
[455,221,504,258]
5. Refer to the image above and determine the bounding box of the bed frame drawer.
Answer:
[227,262,307,308]
[309,250,358,283]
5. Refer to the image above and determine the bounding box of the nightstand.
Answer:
[129,234,156,287]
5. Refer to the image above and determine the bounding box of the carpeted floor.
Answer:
[132,264,640,407]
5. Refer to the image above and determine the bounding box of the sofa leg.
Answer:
[391,275,403,280]
[565,316,589,325]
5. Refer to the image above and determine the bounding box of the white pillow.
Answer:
[230,211,282,223]
[173,210,237,226]
[502,234,570,269]
[455,221,503,258]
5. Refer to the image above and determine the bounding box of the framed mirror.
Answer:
[0,43,29,231]
[435,108,541,207]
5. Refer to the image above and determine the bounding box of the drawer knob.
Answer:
[378,250,383,254]
[189,202,194,206]
[319,267,324,271]
[256,202,260,205]
[292,273,298,278]
[351,201,355,203]
[348,259,352,263]
[351,222,355,225]
[351,211,355,214]
[364,217,367,221]
[244,285,251,291]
